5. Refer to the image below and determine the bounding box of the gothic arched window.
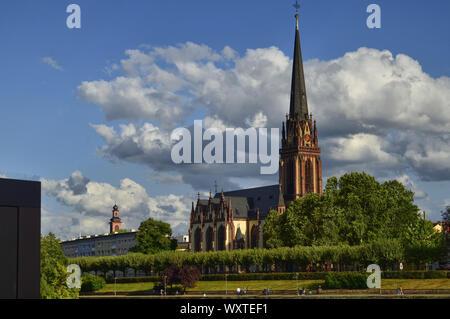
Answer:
[194,228,202,252]
[206,227,214,252]
[217,225,226,251]
[305,159,313,193]
[287,159,295,196]
[235,228,245,250]
[250,225,259,249]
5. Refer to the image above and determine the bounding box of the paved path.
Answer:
[80,294,450,299]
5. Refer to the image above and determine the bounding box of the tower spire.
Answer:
[289,4,308,121]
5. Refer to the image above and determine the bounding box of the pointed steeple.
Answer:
[289,13,309,121]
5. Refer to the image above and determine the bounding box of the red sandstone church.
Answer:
[189,12,322,252]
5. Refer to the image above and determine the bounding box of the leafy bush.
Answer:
[41,233,79,299]
[81,273,106,292]
[324,272,367,289]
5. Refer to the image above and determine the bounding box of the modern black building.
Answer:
[0,178,41,299]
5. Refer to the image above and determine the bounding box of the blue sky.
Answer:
[0,0,449,239]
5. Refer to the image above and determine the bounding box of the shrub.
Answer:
[324,272,367,289]
[81,273,106,292]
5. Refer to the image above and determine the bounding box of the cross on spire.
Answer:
[293,0,300,13]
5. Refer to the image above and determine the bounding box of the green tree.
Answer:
[40,233,79,299]
[170,237,179,250]
[403,218,446,268]
[284,193,339,246]
[263,210,285,248]
[132,217,175,254]
[263,172,434,252]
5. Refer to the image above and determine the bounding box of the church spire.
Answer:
[289,10,309,121]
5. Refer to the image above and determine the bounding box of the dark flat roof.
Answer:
[0,178,41,208]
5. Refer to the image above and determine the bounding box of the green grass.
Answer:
[97,278,450,293]
[382,279,450,290]
[188,280,320,291]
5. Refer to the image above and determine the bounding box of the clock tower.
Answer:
[279,12,323,205]
[109,204,123,233]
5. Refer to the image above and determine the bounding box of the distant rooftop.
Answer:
[61,229,137,243]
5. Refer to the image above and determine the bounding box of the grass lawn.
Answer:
[97,278,450,293]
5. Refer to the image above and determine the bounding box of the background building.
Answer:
[61,231,137,258]
[61,205,137,258]
[174,234,190,251]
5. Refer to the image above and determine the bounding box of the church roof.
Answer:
[214,184,280,219]
[289,14,309,120]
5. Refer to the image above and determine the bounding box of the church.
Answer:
[189,12,323,252]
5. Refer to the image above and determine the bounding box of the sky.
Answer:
[0,0,449,239]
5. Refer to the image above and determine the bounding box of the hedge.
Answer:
[70,242,404,274]
[69,241,443,275]
[81,274,106,292]
[102,271,449,283]
[324,272,367,289]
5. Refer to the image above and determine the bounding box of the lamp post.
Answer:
[225,274,228,295]
[164,275,167,296]
[114,277,117,297]
[296,273,299,296]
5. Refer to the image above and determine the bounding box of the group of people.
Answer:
[236,287,248,296]
[397,286,404,295]
[297,287,313,295]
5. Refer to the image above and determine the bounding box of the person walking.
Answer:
[317,285,323,294]
[237,287,241,296]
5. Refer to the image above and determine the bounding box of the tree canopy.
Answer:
[264,172,445,265]
[131,217,177,254]
[40,233,79,299]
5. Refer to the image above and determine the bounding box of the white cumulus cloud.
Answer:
[41,171,192,239]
